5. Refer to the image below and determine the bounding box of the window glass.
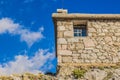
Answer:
[74,25,87,37]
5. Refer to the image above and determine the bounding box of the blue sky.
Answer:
[0,0,120,75]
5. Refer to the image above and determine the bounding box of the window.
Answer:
[74,25,87,37]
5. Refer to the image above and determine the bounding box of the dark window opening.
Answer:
[74,25,87,37]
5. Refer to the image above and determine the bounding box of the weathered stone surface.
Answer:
[94,49,99,53]
[0,73,58,80]
[81,53,90,59]
[115,33,120,36]
[67,38,79,43]
[58,50,72,55]
[73,58,80,63]
[62,56,72,63]
[98,33,105,36]
[57,32,63,38]
[113,57,119,63]
[72,54,80,57]
[111,69,120,80]
[104,37,112,43]
[61,45,67,50]
[55,13,120,79]
[112,36,117,41]
[58,55,62,63]
[97,29,102,33]
[65,23,73,30]
[78,50,83,53]
[102,29,108,32]
[11,76,21,80]
[83,38,95,49]
[68,44,75,50]
[90,53,97,59]
[115,29,120,32]
[57,38,67,44]
[88,28,96,32]
[57,26,65,31]
[57,45,61,50]
[64,31,73,37]
[88,33,92,36]
[76,43,84,49]
[84,69,107,80]
[99,56,106,60]
[117,51,120,58]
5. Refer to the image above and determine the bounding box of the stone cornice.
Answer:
[52,13,120,20]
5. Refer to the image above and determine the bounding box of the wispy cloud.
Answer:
[0,49,55,76]
[0,18,44,47]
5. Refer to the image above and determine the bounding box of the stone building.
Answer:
[52,9,120,78]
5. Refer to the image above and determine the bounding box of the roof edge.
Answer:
[52,13,120,20]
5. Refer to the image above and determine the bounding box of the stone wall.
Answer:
[57,20,120,65]
[53,10,120,79]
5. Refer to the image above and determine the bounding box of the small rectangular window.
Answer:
[74,25,87,37]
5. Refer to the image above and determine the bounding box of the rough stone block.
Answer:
[58,50,72,55]
[112,36,117,41]
[65,25,73,30]
[83,38,95,49]
[99,56,106,60]
[64,31,73,37]
[98,33,105,36]
[84,69,107,80]
[57,21,62,26]
[61,45,67,50]
[57,26,65,31]
[112,42,119,46]
[78,50,83,53]
[68,44,75,50]
[73,58,79,63]
[90,53,97,59]
[94,49,99,53]
[76,43,84,49]
[104,37,112,43]
[102,29,108,32]
[81,53,90,59]
[113,57,119,63]
[102,59,110,63]
[109,29,114,32]
[88,33,92,36]
[57,32,63,38]
[115,33,120,36]
[62,56,72,63]
[88,28,96,32]
[57,45,61,50]
[67,38,79,43]
[97,29,102,33]
[72,54,80,57]
[57,38,67,44]
[90,60,96,63]
[85,60,90,63]
[96,45,102,49]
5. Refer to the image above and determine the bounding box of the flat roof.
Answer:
[52,13,120,20]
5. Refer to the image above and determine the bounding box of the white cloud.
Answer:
[20,28,44,47]
[0,18,18,34]
[0,18,44,47]
[0,49,55,76]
